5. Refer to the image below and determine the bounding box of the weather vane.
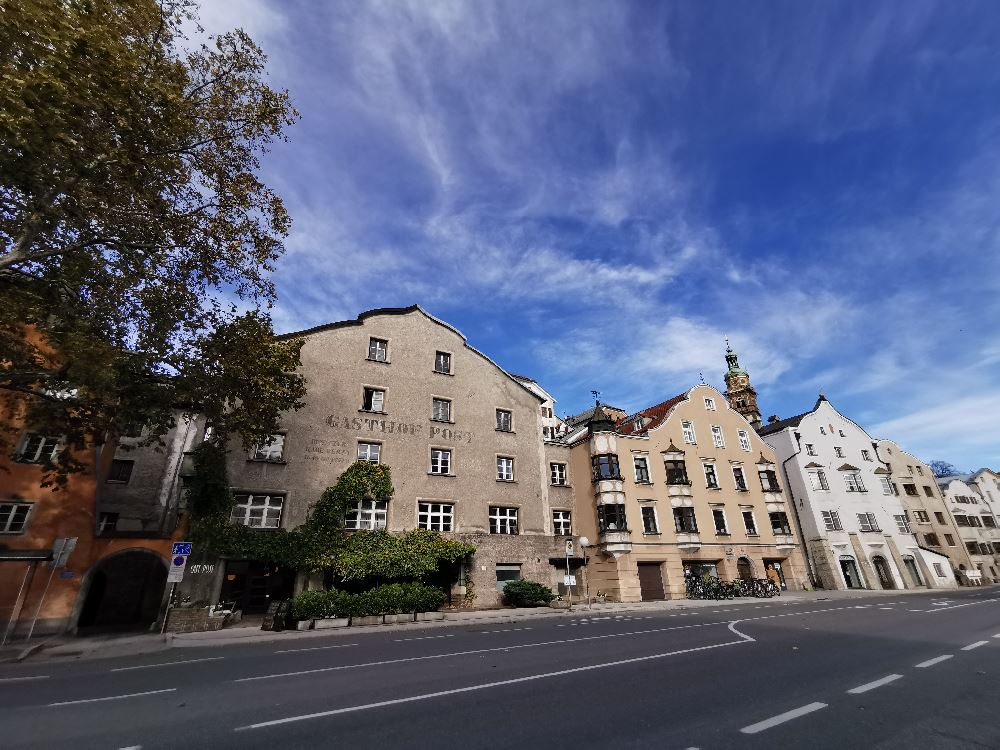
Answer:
[699,372,706,385]
[591,389,601,405]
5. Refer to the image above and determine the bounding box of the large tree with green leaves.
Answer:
[0,0,305,482]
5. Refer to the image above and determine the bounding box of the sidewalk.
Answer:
[4,586,985,665]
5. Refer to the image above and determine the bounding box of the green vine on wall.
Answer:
[186,442,475,577]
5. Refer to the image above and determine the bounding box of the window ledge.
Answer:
[715,532,731,536]
[706,486,722,491]
[495,429,516,434]
[105,479,130,484]
[735,488,750,492]
[746,533,760,537]
[430,418,455,424]
[643,532,662,537]
[359,409,388,415]
[635,480,654,486]
[496,479,517,484]
[433,370,454,376]
[247,459,287,465]
[550,483,571,488]
[428,472,456,478]
[365,358,391,364]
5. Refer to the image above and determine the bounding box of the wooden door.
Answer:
[637,562,666,601]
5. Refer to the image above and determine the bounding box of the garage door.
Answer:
[637,562,665,601]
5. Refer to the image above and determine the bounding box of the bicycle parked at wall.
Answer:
[685,574,777,600]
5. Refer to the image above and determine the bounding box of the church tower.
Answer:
[723,339,762,430]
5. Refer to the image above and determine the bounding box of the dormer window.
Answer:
[367,338,388,362]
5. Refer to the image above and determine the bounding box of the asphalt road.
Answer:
[0,588,998,749]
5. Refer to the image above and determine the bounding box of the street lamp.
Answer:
[579,536,590,608]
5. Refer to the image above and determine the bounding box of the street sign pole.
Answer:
[565,539,573,611]
[161,543,192,636]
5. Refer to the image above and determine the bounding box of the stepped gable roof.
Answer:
[617,393,687,435]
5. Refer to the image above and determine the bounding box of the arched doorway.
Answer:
[839,555,863,589]
[737,557,754,580]
[78,550,167,632]
[871,555,895,590]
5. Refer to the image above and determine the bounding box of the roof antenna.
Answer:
[591,389,601,405]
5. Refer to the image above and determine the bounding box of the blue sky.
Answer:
[198,1,1000,470]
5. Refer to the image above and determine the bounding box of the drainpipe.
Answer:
[779,431,818,587]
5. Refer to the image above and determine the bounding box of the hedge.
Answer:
[290,582,448,620]
[502,579,555,608]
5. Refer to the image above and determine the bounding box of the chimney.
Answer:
[768,415,780,424]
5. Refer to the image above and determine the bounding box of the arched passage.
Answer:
[77,550,167,631]
[736,557,754,580]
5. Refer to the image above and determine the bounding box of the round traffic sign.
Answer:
[172,555,186,566]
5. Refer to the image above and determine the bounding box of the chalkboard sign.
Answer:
[261,600,289,632]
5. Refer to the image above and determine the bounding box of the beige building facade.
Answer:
[565,385,809,602]
[937,476,1000,585]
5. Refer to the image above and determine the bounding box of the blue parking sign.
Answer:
[172,541,193,556]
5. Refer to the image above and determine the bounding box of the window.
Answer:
[711,426,725,449]
[541,406,552,418]
[633,456,650,483]
[861,450,872,461]
[880,476,895,495]
[357,442,381,464]
[97,511,118,534]
[844,473,866,492]
[345,499,388,530]
[742,510,758,535]
[983,515,998,529]
[913,510,930,523]
[713,508,728,534]
[934,511,945,524]
[944,533,955,546]
[253,434,285,462]
[231,493,283,528]
[704,397,716,410]
[553,510,572,536]
[106,459,134,483]
[362,388,385,412]
[894,514,911,534]
[737,430,751,452]
[432,398,452,422]
[805,444,817,456]
[838,429,845,437]
[495,409,513,432]
[924,533,940,546]
[598,504,628,532]
[834,447,845,458]
[770,512,792,535]
[15,433,59,464]
[641,506,659,534]
[368,338,388,362]
[733,466,748,491]
[759,468,780,492]
[681,420,696,444]
[496,456,514,481]
[550,463,567,486]
[430,449,452,475]
[933,562,945,576]
[489,506,518,534]
[819,426,826,435]
[821,510,843,532]
[966,541,979,556]
[0,502,32,534]
[591,454,622,481]
[704,463,719,489]
[954,514,970,527]
[809,470,830,491]
[673,506,698,533]
[903,484,919,497]
[916,465,924,476]
[665,458,689,485]
[418,502,453,531]
[495,564,521,592]
[856,512,880,533]
[434,351,451,374]
[923,486,934,498]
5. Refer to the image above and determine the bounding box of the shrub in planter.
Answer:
[290,583,447,620]
[502,579,555,608]
[291,590,333,621]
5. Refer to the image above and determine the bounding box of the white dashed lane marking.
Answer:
[0,674,49,683]
[740,702,828,734]
[393,635,455,642]
[961,641,989,651]
[49,689,177,707]
[111,656,225,672]
[847,674,903,694]
[915,655,953,668]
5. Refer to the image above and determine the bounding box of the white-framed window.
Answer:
[857,512,880,533]
[430,449,452,475]
[15,433,60,464]
[673,506,698,533]
[704,463,719,489]
[880,476,895,495]
[357,442,381,464]
[345,499,388,530]
[758,468,781,492]
[231,493,283,529]
[737,429,751,452]
[711,426,725,449]
[770,511,792,535]
[821,510,843,532]
[712,507,728,534]
[418,502,453,531]
[933,562,945,577]
[834,446,845,458]
[106,459,134,483]
[805,444,817,456]
[845,472,866,492]
[641,506,659,534]
[432,397,452,422]
[497,456,514,481]
[681,420,696,444]
[894,514,911,534]
[434,351,451,374]
[861,449,872,461]
[495,409,513,432]
[550,462,567,486]
[553,510,571,536]
[368,337,388,362]
[913,510,930,523]
[489,506,518,534]
[742,509,758,535]
[633,456,650,483]
[809,470,830,491]
[0,502,32,534]
[733,466,748,491]
[253,433,285,462]
[496,563,521,592]
[362,387,385,412]
[819,426,826,435]
[704,397,716,411]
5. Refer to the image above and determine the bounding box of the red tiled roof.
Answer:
[617,393,687,435]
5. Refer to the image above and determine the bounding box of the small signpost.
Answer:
[161,542,192,635]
